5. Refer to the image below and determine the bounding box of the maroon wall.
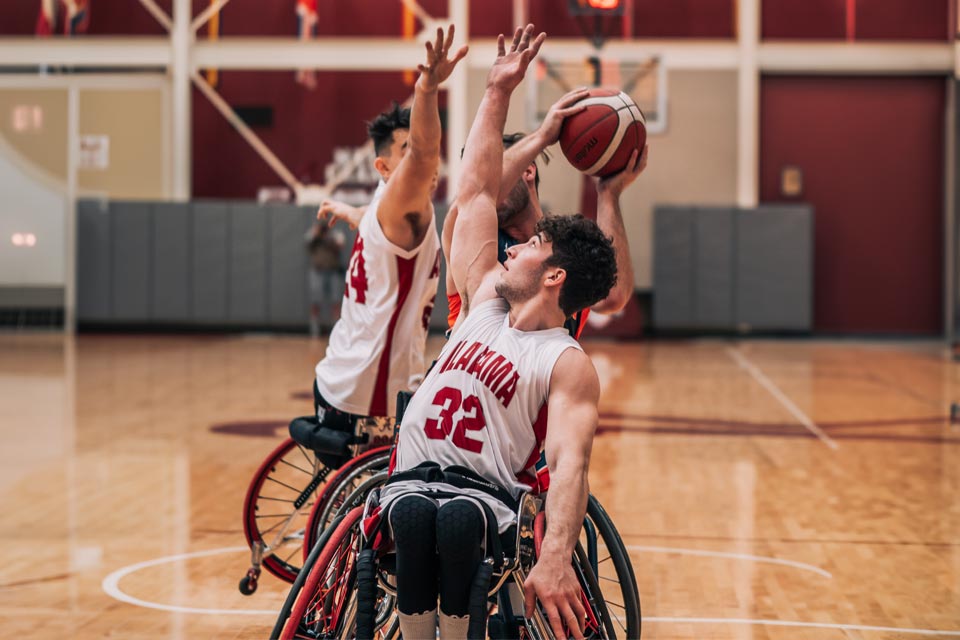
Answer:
[1,0,734,38]
[762,0,950,40]
[760,76,944,335]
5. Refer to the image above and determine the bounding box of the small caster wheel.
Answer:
[239,574,258,595]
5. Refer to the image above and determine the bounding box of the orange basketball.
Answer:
[558,88,647,178]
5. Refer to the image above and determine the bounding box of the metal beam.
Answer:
[191,73,302,193]
[466,38,742,70]
[192,0,233,33]
[171,0,191,200]
[737,0,760,208]
[136,0,173,32]
[0,37,171,67]
[191,37,429,70]
[760,43,953,74]
[0,37,953,74]
[446,0,468,203]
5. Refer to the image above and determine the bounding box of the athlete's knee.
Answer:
[389,495,438,551]
[436,499,485,561]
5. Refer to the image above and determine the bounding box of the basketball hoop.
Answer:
[527,54,667,136]
[566,0,625,49]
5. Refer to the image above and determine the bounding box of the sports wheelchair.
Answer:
[269,470,642,639]
[239,417,396,595]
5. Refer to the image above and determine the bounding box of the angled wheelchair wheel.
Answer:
[580,494,641,638]
[242,438,333,583]
[302,447,391,561]
[278,506,398,640]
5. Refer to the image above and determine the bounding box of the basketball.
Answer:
[558,88,647,178]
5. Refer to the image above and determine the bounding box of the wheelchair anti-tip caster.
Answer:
[239,568,260,596]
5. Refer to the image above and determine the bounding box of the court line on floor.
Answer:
[103,547,959,636]
[101,547,276,615]
[726,346,838,449]
[645,617,960,636]
[624,545,832,578]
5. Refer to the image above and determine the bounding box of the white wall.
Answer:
[0,138,67,287]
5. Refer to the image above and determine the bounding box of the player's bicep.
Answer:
[544,350,600,473]
[376,151,438,242]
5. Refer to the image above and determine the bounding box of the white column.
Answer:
[64,85,79,334]
[171,0,191,200]
[737,0,760,208]
[512,0,528,27]
[446,0,469,204]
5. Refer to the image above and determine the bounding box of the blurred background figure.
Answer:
[305,219,345,337]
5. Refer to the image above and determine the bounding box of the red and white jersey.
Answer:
[315,181,441,418]
[384,298,581,529]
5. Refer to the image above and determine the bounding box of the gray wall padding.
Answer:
[76,200,453,331]
[191,202,230,323]
[152,203,191,322]
[228,204,268,323]
[77,199,111,320]
[110,202,151,321]
[653,205,813,332]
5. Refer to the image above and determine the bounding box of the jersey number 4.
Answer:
[345,236,368,304]
[423,386,486,454]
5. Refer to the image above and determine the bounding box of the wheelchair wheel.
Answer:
[279,506,398,640]
[580,495,641,638]
[270,511,346,639]
[302,447,391,561]
[243,438,332,583]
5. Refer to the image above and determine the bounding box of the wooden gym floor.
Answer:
[0,332,957,639]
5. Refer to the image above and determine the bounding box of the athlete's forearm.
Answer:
[459,86,510,204]
[407,82,442,164]
[540,460,589,562]
[592,189,634,314]
[498,130,547,202]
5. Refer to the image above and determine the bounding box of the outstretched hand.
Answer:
[317,199,364,230]
[486,24,546,92]
[597,144,649,197]
[417,25,469,92]
[539,87,590,146]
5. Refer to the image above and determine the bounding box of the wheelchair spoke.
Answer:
[259,518,289,536]
[279,458,316,476]
[256,496,296,503]
[266,476,308,493]
[281,545,301,565]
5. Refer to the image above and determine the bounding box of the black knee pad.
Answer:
[389,495,440,614]
[436,499,485,558]
[390,495,439,545]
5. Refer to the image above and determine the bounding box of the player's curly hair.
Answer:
[367,102,411,157]
[536,214,617,317]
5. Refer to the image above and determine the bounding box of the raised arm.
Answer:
[450,25,545,312]
[591,144,648,314]
[377,26,467,251]
[523,348,599,640]
[441,88,588,304]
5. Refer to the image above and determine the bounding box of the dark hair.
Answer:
[536,214,617,316]
[502,132,550,192]
[367,102,411,157]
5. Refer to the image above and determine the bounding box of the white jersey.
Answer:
[315,181,441,418]
[382,298,582,530]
